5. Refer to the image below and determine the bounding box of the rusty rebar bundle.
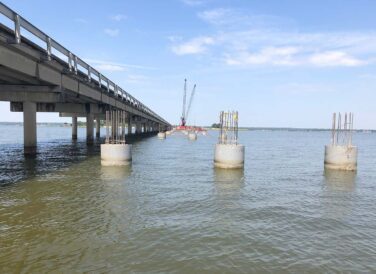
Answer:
[218,111,239,145]
[105,109,126,144]
[331,112,354,146]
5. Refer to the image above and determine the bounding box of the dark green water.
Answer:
[0,125,375,273]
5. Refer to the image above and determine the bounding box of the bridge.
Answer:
[0,3,170,154]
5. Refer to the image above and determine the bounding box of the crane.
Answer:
[185,84,196,124]
[181,79,187,126]
[180,79,197,127]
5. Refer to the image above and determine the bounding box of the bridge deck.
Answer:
[0,3,170,126]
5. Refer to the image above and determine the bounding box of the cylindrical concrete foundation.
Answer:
[101,144,132,166]
[157,132,166,139]
[214,144,245,169]
[188,132,197,141]
[324,145,357,171]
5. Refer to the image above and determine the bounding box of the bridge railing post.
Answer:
[14,14,21,44]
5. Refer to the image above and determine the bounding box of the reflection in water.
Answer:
[324,169,356,192]
[213,168,244,195]
[322,169,357,220]
[100,165,132,182]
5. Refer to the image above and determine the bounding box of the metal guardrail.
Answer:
[0,2,168,125]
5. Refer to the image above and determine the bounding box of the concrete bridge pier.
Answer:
[86,113,94,145]
[23,101,37,155]
[127,114,132,135]
[135,121,142,135]
[96,117,100,138]
[72,116,77,140]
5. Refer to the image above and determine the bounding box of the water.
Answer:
[0,125,375,273]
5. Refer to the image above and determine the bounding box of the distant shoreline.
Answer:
[0,122,374,132]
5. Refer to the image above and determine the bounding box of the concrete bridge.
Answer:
[0,3,170,154]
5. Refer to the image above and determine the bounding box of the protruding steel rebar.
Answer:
[331,112,354,146]
[218,111,239,145]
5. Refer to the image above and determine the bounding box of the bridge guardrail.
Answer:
[0,2,168,125]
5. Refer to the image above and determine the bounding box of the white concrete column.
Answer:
[23,102,37,155]
[86,113,94,144]
[96,117,100,138]
[72,116,77,140]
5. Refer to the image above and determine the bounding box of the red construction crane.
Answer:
[180,79,196,127]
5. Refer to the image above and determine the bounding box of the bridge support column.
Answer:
[23,102,37,155]
[86,113,94,145]
[72,116,77,140]
[127,114,132,135]
[96,117,100,138]
[146,121,150,133]
[127,113,132,135]
[135,122,142,135]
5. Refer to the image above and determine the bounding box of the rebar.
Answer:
[218,111,239,145]
[105,109,128,144]
[330,112,354,146]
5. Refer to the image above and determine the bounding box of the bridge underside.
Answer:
[0,24,170,154]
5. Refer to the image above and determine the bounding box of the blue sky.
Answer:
[1,0,376,128]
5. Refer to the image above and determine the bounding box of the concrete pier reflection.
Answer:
[324,169,356,192]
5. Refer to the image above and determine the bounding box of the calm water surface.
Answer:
[0,125,375,273]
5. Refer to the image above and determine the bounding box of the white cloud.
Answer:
[198,8,231,25]
[167,35,183,42]
[226,47,300,66]
[126,74,148,83]
[85,59,157,72]
[274,83,337,95]
[225,47,367,67]
[104,28,120,37]
[309,51,365,67]
[171,36,215,55]
[75,18,88,24]
[170,7,376,67]
[198,8,294,29]
[181,0,205,6]
[111,14,127,21]
[94,64,126,72]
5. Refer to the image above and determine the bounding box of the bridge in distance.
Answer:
[0,3,171,154]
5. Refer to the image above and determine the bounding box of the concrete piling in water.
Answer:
[157,124,166,139]
[188,131,197,141]
[86,113,94,145]
[324,112,357,171]
[100,109,132,166]
[96,117,100,138]
[214,111,244,169]
[157,132,166,139]
[23,101,37,155]
[72,116,78,140]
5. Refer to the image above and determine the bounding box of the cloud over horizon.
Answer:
[169,8,376,68]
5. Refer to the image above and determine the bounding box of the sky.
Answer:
[1,0,376,129]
